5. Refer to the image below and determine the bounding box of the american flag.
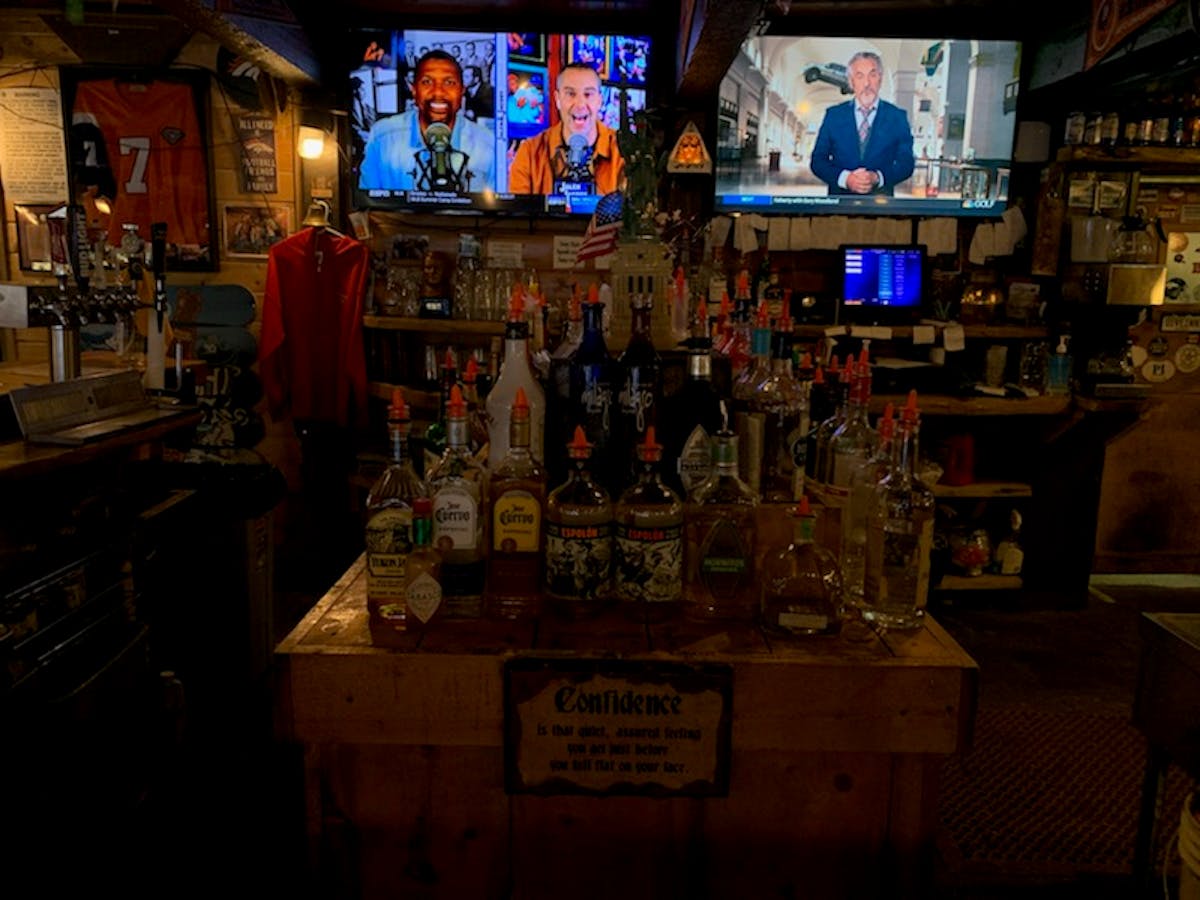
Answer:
[575,190,624,264]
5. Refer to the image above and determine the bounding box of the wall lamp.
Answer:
[298,107,335,160]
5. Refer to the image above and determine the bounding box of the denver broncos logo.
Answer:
[161,126,185,145]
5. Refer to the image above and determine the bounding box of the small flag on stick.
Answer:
[575,190,624,264]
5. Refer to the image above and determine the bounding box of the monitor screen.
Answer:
[348,29,651,215]
[715,36,1020,217]
[842,244,925,309]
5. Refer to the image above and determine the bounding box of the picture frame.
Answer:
[568,35,610,80]
[505,63,550,140]
[15,202,63,273]
[222,203,291,259]
[60,67,217,271]
[507,33,546,64]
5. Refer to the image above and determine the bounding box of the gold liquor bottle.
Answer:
[366,388,428,643]
[485,386,546,620]
[614,427,683,622]
[545,426,613,619]
[683,413,759,621]
[760,496,843,636]
[403,496,444,631]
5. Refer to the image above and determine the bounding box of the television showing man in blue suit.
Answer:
[810,51,914,196]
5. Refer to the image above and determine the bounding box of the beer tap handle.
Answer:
[67,204,90,294]
[151,222,167,332]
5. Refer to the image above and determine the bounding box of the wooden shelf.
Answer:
[870,394,1071,416]
[936,574,1023,591]
[794,323,1050,340]
[1055,145,1200,166]
[367,381,440,411]
[364,315,506,335]
[932,481,1033,499]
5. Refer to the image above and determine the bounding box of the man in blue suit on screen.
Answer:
[810,51,914,196]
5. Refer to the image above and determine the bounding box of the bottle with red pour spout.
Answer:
[670,265,690,344]
[828,345,879,501]
[565,287,619,496]
[545,425,613,619]
[760,495,844,637]
[485,386,546,620]
[617,286,662,490]
[366,388,429,642]
[810,354,853,493]
[487,287,545,470]
[862,390,935,632]
[614,426,684,622]
[664,295,723,498]
[423,347,461,467]
[426,385,487,616]
[461,356,490,454]
[756,303,807,501]
[842,401,895,605]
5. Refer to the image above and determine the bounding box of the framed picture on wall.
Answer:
[14,203,63,272]
[59,68,217,271]
[222,203,290,258]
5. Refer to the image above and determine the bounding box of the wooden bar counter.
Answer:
[276,555,977,900]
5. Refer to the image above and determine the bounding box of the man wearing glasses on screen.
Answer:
[508,63,625,199]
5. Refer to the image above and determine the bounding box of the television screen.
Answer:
[842,244,925,308]
[715,36,1020,217]
[348,29,651,215]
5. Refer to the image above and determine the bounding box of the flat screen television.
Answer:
[348,29,651,215]
[840,244,926,321]
[715,36,1021,217]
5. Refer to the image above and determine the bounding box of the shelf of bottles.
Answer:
[930,481,1033,500]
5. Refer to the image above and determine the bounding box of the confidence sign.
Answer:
[504,657,732,797]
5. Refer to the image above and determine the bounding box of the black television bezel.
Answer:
[712,32,1024,220]
[837,242,929,325]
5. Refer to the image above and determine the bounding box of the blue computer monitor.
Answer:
[840,244,926,323]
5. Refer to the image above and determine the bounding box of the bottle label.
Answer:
[864,515,933,611]
[366,507,412,600]
[580,368,613,431]
[545,520,612,599]
[678,425,713,494]
[618,371,657,433]
[698,520,752,598]
[615,522,682,604]
[493,490,541,553]
[433,485,479,551]
[405,571,443,624]
[777,611,830,631]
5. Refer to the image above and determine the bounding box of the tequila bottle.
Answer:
[617,293,662,489]
[614,426,683,622]
[426,385,487,616]
[565,298,619,495]
[403,497,444,630]
[485,387,546,620]
[862,391,935,631]
[760,496,843,636]
[487,293,546,468]
[366,388,428,642]
[683,409,759,621]
[545,425,613,618]
[665,329,723,498]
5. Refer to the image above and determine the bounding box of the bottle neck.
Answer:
[388,421,410,465]
[509,415,531,452]
[630,304,652,340]
[413,516,431,547]
[792,515,815,545]
[446,416,468,449]
[688,349,713,380]
[712,432,738,474]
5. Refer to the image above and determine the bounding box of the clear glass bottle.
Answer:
[366,388,429,641]
[453,233,481,320]
[547,284,587,489]
[841,403,895,604]
[828,348,879,503]
[566,298,619,496]
[862,391,935,632]
[756,306,808,502]
[617,292,662,490]
[724,269,753,377]
[487,292,546,468]
[423,347,460,468]
[993,509,1025,576]
[461,356,490,454]
[485,387,546,620]
[683,410,759,622]
[665,329,723,499]
[760,495,844,637]
[810,355,851,491]
[403,497,444,630]
[614,426,683,622]
[425,385,487,616]
[545,426,614,619]
[732,302,773,493]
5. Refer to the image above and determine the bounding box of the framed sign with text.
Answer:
[504,657,732,797]
[60,68,216,271]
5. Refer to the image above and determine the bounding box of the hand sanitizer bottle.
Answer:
[1046,336,1073,395]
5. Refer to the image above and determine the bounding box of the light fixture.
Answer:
[298,124,326,160]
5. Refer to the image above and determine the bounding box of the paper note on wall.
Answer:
[1165,232,1200,303]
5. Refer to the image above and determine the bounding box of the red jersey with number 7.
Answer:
[71,79,210,252]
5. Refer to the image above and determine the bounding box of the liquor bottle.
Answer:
[453,233,481,320]
[670,265,690,344]
[423,347,460,467]
[403,497,444,630]
[827,347,879,503]
[546,284,586,485]
[810,354,852,491]
[732,302,773,493]
[683,407,759,621]
[461,356,490,454]
[485,387,546,620]
[732,301,773,406]
[841,402,895,604]
[545,426,613,619]
[487,292,546,468]
[425,385,487,616]
[617,292,662,489]
[862,391,935,631]
[614,426,684,622]
[665,323,723,498]
[993,509,1025,576]
[756,305,808,502]
[725,269,753,376]
[565,297,619,495]
[803,361,831,485]
[760,495,843,637]
[365,388,428,641]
